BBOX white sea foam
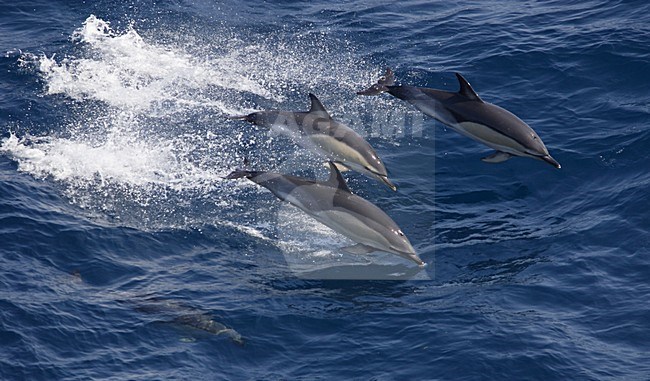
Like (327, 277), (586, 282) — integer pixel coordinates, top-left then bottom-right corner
(38, 15), (276, 112)
(1, 13), (385, 256)
(1, 132), (223, 189)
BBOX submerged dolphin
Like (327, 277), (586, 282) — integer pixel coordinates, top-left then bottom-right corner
(229, 94), (397, 190)
(358, 69), (561, 168)
(227, 162), (424, 266)
(124, 296), (244, 345)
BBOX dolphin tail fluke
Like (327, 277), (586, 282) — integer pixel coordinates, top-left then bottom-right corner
(225, 170), (254, 180)
(225, 154), (258, 179)
(357, 68), (396, 96)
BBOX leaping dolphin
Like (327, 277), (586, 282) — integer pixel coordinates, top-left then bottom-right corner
(227, 162), (424, 267)
(358, 69), (561, 169)
(229, 94), (398, 190)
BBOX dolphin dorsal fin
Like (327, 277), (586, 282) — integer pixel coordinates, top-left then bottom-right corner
(326, 161), (351, 193)
(455, 73), (483, 102)
(308, 93), (331, 118)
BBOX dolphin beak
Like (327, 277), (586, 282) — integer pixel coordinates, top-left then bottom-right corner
(541, 155), (561, 169)
(410, 254), (426, 267)
(380, 175), (398, 191)
(394, 247), (425, 267)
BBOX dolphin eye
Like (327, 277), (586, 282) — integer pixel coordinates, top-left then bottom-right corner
(396, 230), (405, 237)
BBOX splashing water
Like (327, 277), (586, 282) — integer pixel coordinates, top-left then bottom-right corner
(1, 14), (381, 240)
(38, 15), (277, 112)
(1, 14), (419, 272)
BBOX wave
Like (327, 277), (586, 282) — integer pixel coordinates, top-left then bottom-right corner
(1, 14), (394, 267)
(37, 15), (277, 112)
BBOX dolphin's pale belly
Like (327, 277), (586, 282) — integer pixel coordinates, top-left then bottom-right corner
(414, 106), (533, 157)
(452, 121), (529, 156)
(269, 122), (316, 150)
(281, 190), (314, 211)
(413, 104), (529, 155)
(281, 191), (392, 252)
(313, 209), (392, 251)
(269, 122), (374, 170)
(308, 135), (368, 166)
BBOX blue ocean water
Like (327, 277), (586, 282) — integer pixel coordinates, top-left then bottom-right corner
(1, 0), (649, 379)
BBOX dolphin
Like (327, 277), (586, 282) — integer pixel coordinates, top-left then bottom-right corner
(173, 313), (243, 345)
(227, 162), (424, 267)
(124, 296), (244, 345)
(358, 68), (561, 168)
(229, 93), (397, 190)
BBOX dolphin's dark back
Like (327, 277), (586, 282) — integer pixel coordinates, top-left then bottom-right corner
(387, 85), (455, 104)
(228, 169), (318, 202)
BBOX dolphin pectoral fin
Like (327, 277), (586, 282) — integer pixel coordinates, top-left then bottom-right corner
(341, 244), (377, 255)
(323, 161), (351, 172)
(481, 151), (512, 164)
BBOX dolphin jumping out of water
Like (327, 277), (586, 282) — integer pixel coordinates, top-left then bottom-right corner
(227, 162), (424, 267)
(358, 69), (561, 169)
(229, 94), (398, 190)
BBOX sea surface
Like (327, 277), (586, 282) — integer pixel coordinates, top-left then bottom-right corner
(1, 0), (649, 379)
